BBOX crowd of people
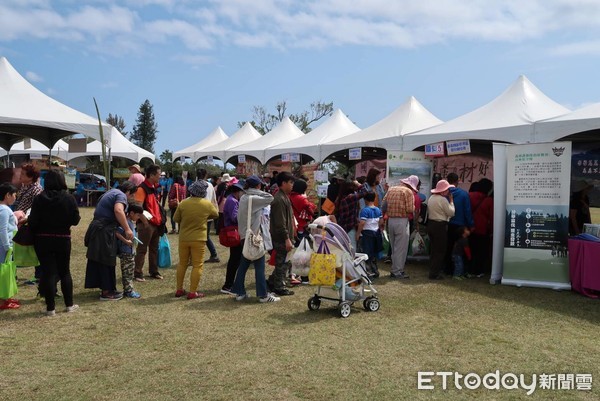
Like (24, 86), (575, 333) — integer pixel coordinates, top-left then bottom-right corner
(0, 161), (497, 314)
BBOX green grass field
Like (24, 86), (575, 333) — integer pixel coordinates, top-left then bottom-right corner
(2, 208), (599, 401)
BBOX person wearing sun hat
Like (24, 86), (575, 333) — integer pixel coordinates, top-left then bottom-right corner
(400, 175), (422, 232)
(173, 180), (219, 300)
(219, 182), (245, 295)
(426, 179), (455, 280)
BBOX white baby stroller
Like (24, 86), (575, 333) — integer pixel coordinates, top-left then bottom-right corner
(307, 222), (380, 318)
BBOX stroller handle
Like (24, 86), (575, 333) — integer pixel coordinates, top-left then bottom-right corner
(307, 223), (335, 237)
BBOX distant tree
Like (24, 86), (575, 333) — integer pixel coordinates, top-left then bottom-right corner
(106, 113), (128, 136)
(130, 99), (158, 153)
(239, 100), (333, 134)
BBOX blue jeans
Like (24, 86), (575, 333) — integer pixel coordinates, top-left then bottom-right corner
(452, 254), (465, 277)
(206, 221), (217, 258)
(232, 252), (268, 298)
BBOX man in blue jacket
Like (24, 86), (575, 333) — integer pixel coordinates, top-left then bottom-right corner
(444, 173), (474, 275)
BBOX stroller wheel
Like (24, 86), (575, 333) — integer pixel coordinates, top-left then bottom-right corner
(307, 296), (321, 311)
(363, 297), (380, 312)
(339, 302), (352, 318)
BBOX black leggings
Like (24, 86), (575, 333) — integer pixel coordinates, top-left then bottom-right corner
(34, 237), (74, 312)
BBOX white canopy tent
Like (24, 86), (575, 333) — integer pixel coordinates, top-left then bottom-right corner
(173, 126), (229, 161)
(194, 122), (262, 162)
(226, 117), (305, 164)
(265, 109), (360, 163)
(534, 102), (600, 143)
(321, 97), (443, 159)
(0, 138), (69, 160)
(68, 127), (155, 163)
(0, 57), (113, 150)
(402, 76), (570, 151)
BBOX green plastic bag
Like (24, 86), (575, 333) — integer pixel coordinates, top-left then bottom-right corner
(0, 248), (18, 299)
(378, 230), (390, 260)
(14, 243), (39, 267)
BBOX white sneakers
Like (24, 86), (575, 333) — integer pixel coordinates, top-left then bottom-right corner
(66, 304), (80, 313)
(259, 293), (281, 303)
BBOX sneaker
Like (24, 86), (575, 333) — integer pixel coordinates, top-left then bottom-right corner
(24, 279), (38, 286)
(134, 276), (146, 282)
(99, 292), (123, 301)
(186, 291), (205, 300)
(220, 286), (235, 295)
(150, 273), (164, 280)
(45, 310), (56, 317)
(124, 291), (141, 299)
(273, 288), (294, 296)
(259, 293), (281, 303)
(0, 300), (20, 309)
(453, 276), (464, 281)
(300, 276), (310, 284)
(390, 272), (410, 279)
(235, 293), (251, 301)
(65, 304), (80, 313)
(175, 289), (187, 298)
(205, 256), (221, 263)
(476, 273), (485, 278)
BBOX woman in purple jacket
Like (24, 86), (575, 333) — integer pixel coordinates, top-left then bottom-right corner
(220, 183), (245, 295)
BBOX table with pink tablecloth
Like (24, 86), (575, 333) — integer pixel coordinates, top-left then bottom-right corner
(568, 238), (600, 298)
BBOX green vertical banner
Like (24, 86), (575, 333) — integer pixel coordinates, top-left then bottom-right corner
(502, 141), (572, 290)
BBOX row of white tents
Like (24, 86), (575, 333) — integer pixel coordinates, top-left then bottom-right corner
(0, 57), (154, 163)
(175, 75), (600, 165)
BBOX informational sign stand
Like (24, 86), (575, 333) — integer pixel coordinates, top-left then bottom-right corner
(237, 155), (246, 164)
(500, 141), (572, 290)
(349, 147), (362, 160)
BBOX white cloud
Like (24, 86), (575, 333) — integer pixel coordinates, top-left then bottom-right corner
(172, 54), (214, 66)
(25, 71), (43, 82)
(2, 0), (600, 56)
(550, 40), (600, 57)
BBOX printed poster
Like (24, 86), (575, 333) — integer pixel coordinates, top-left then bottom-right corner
(432, 155), (493, 191)
(387, 151), (432, 195)
(502, 142), (571, 287)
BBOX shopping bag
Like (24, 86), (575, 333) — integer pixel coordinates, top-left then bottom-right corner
(219, 225), (240, 247)
(158, 234), (172, 268)
(14, 243), (39, 267)
(292, 237), (313, 276)
(309, 240), (337, 286)
(378, 230), (390, 260)
(0, 248), (18, 299)
(409, 230), (427, 256)
(242, 196), (266, 261)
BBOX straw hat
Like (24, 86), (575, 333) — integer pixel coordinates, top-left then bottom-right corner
(221, 173), (234, 182)
(400, 175), (419, 192)
(128, 164), (142, 174)
(431, 179), (454, 194)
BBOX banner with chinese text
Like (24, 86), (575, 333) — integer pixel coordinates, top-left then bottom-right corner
(432, 155), (493, 191)
(502, 142), (571, 288)
(571, 142), (600, 207)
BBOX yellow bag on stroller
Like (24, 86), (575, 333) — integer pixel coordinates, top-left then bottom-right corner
(309, 240), (336, 286)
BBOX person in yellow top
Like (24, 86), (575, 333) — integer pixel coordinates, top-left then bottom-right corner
(173, 180), (218, 300)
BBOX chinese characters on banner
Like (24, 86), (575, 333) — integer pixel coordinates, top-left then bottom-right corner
(571, 143), (600, 207)
(445, 139), (471, 155)
(502, 142), (571, 287)
(236, 159), (259, 176)
(355, 159), (387, 181)
(432, 155), (493, 191)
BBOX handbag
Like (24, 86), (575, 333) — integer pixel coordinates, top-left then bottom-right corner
(408, 230), (428, 256)
(168, 184), (180, 210)
(13, 224), (34, 246)
(0, 248), (18, 299)
(158, 234), (172, 268)
(242, 196), (266, 261)
(322, 198), (335, 215)
(309, 239), (337, 286)
(219, 225), (241, 247)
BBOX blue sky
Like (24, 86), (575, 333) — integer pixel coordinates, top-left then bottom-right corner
(2, 0), (600, 156)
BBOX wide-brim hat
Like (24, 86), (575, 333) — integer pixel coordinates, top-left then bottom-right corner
(571, 180), (593, 193)
(431, 179), (454, 194)
(400, 175), (419, 192)
(222, 173), (233, 182)
(229, 183), (245, 192)
(128, 164), (142, 174)
(230, 177), (239, 185)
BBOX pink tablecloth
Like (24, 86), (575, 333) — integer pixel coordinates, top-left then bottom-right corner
(568, 239), (600, 298)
